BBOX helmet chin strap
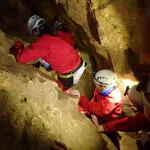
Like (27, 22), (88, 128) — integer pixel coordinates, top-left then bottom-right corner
(98, 86), (114, 96)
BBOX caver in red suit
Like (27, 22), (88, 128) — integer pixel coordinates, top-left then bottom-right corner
(14, 33), (80, 74)
(98, 75), (150, 132)
(102, 113), (149, 132)
(10, 15), (87, 92)
(79, 69), (122, 123)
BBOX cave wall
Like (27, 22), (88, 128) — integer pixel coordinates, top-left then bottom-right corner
(0, 0), (150, 149)
(54, 0), (150, 76)
(0, 64), (106, 150)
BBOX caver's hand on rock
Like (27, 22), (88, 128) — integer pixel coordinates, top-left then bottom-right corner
(9, 41), (24, 54)
(69, 90), (80, 97)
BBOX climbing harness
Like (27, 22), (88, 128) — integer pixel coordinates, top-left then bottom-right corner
(58, 58), (87, 81)
(57, 58), (87, 90)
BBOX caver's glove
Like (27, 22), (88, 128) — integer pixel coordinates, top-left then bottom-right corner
(9, 41), (24, 54)
(53, 20), (63, 30)
(39, 58), (52, 71)
(50, 16), (70, 34)
(32, 62), (41, 69)
(53, 21), (69, 32)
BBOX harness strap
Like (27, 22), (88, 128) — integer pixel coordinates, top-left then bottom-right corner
(58, 73), (73, 78)
(58, 58), (83, 79)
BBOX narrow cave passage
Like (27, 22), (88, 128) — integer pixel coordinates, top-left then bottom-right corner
(0, 0), (150, 150)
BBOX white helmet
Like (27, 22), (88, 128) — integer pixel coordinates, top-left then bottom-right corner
(94, 69), (116, 88)
(27, 15), (46, 34)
